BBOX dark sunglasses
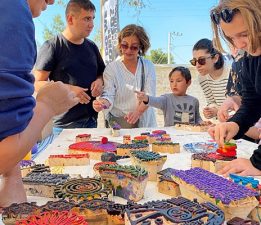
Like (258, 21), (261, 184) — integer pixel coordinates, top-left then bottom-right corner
(120, 43), (140, 52)
(211, 8), (239, 25)
(190, 56), (213, 66)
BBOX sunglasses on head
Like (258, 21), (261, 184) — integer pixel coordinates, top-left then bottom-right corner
(120, 43), (140, 52)
(190, 55), (214, 66)
(211, 8), (239, 25)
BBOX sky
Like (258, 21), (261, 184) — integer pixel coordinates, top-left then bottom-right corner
(34, 0), (220, 64)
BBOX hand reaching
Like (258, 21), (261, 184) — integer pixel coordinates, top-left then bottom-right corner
(218, 158), (261, 177)
(91, 78), (104, 97)
(36, 81), (79, 116)
(135, 90), (148, 103)
(203, 106), (218, 119)
(208, 122), (239, 146)
(93, 98), (111, 112)
(68, 85), (90, 104)
(125, 111), (142, 124)
(217, 97), (240, 122)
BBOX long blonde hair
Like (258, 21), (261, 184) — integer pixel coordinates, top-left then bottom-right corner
(211, 0), (261, 54)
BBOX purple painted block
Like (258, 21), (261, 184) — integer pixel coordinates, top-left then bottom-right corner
(171, 167), (259, 205)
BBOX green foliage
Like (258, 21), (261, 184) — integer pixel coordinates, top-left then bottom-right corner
(119, 0), (149, 18)
(93, 29), (102, 50)
(42, 0), (149, 43)
(56, 0), (67, 7)
(43, 15), (65, 41)
(119, 0), (148, 10)
(147, 48), (174, 64)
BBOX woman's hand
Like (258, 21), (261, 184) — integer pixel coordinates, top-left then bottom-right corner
(208, 122), (239, 146)
(203, 106), (218, 119)
(217, 97), (240, 122)
(125, 111), (142, 124)
(218, 158), (261, 177)
(92, 98), (110, 112)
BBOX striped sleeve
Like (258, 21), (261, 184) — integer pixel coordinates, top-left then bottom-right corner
(198, 64), (231, 107)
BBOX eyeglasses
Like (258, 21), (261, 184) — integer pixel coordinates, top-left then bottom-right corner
(211, 8), (239, 25)
(190, 56), (213, 66)
(120, 43), (140, 52)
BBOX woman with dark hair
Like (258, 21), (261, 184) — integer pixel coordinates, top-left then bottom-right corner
(93, 24), (157, 128)
(190, 38), (231, 119)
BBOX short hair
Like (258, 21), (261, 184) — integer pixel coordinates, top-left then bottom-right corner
(117, 24), (150, 56)
(193, 38), (224, 70)
(169, 66), (191, 83)
(211, 0), (261, 54)
(65, 0), (96, 16)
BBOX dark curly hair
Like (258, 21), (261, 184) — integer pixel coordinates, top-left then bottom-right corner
(193, 38), (224, 70)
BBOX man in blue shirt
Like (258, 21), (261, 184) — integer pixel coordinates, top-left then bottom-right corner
(0, 0), (79, 207)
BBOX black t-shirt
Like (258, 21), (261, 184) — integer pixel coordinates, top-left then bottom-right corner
(228, 54), (261, 137)
(35, 34), (105, 127)
(226, 57), (243, 97)
(226, 54), (261, 171)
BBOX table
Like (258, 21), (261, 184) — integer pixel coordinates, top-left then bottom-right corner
(0, 127), (259, 224)
(34, 127), (259, 202)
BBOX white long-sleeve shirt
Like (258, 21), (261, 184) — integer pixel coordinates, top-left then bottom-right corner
(101, 57), (157, 127)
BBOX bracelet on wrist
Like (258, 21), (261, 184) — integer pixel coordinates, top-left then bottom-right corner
(143, 98), (149, 105)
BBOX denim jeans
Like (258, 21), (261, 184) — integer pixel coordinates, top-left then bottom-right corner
(53, 117), (97, 136)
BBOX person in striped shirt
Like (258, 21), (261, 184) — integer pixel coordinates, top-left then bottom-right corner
(190, 38), (231, 119)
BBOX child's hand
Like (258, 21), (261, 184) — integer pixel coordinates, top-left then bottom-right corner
(203, 106), (218, 119)
(92, 98), (110, 112)
(135, 91), (148, 103)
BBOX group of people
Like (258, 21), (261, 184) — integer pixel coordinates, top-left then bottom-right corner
(0, 0), (260, 208)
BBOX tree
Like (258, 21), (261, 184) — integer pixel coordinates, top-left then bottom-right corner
(147, 48), (174, 64)
(43, 15), (65, 41)
(93, 28), (102, 50)
(43, 0), (149, 41)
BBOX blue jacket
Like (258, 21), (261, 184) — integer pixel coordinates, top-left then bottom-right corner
(0, 0), (36, 140)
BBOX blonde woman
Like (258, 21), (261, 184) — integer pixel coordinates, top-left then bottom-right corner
(93, 24), (157, 128)
(208, 0), (261, 176)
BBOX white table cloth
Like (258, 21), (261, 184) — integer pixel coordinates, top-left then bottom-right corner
(0, 127), (259, 224)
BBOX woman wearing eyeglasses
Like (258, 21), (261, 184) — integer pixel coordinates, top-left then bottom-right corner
(93, 24), (157, 128)
(208, 0), (261, 176)
(191, 38), (231, 120)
